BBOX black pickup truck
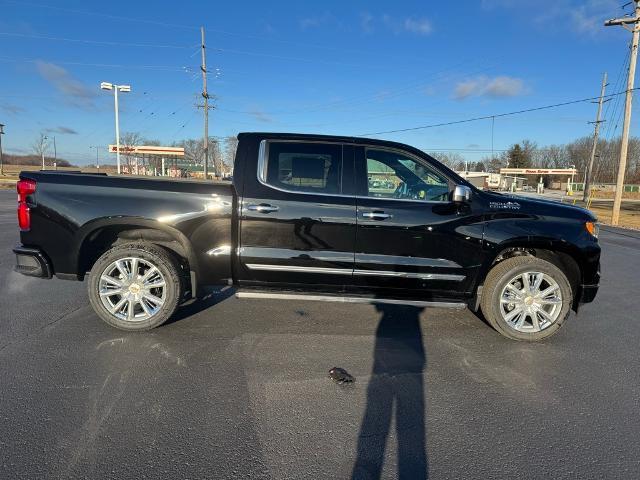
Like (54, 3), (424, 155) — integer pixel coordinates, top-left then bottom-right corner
(13, 132), (600, 341)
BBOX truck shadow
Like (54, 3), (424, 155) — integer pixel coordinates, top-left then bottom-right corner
(166, 286), (235, 325)
(352, 304), (428, 480)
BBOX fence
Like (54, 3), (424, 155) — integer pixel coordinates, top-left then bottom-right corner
(569, 183), (640, 192)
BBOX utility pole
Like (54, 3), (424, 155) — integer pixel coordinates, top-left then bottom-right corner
(53, 136), (57, 169)
(605, 1), (640, 225)
(200, 26), (210, 180)
(584, 72), (608, 202)
(90, 146), (100, 169)
(0, 124), (4, 176)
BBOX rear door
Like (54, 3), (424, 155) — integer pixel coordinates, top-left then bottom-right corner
(237, 139), (356, 289)
(353, 146), (485, 299)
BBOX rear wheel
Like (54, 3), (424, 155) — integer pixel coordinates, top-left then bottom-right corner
(480, 256), (573, 341)
(88, 243), (183, 331)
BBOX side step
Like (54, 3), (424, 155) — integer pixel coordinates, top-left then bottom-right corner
(235, 291), (467, 309)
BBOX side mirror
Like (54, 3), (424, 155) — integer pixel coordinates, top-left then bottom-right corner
(453, 185), (472, 203)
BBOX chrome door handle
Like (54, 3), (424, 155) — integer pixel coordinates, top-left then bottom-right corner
(246, 203), (279, 213)
(362, 211), (392, 220)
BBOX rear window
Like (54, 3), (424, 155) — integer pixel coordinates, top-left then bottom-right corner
(264, 142), (343, 195)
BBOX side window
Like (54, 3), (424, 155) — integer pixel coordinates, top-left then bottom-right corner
(264, 142), (342, 194)
(365, 149), (449, 202)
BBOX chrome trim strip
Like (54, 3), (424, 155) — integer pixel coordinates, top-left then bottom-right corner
(241, 247), (354, 263)
(236, 291), (467, 309)
(355, 253), (461, 268)
(354, 269), (465, 281)
(245, 264), (353, 275)
(258, 139), (268, 183)
(244, 263), (464, 281)
(355, 195), (449, 205)
(256, 139), (454, 203)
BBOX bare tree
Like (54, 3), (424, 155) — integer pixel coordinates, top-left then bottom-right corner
(429, 152), (465, 169)
(222, 136), (239, 173)
(209, 137), (224, 176)
(118, 131), (144, 170)
(181, 139), (204, 166)
(482, 155), (507, 173)
(31, 133), (49, 165)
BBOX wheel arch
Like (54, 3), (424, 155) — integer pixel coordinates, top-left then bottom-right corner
(473, 238), (584, 312)
(75, 218), (200, 296)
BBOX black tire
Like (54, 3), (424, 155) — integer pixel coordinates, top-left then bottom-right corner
(480, 256), (573, 341)
(88, 242), (183, 331)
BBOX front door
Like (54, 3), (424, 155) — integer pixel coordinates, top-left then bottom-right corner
(353, 146), (485, 300)
(238, 140), (356, 289)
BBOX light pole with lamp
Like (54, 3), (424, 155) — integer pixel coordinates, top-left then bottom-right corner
(100, 82), (131, 174)
(42, 135), (48, 169)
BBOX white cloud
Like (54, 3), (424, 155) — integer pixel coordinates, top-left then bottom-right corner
(373, 14), (434, 35)
(249, 110), (273, 123)
(35, 61), (97, 109)
(1, 103), (24, 114)
(403, 17), (433, 35)
(454, 75), (527, 100)
(483, 0), (619, 36)
(299, 13), (332, 30)
(360, 12), (374, 34)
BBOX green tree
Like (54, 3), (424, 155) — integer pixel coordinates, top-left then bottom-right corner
(507, 143), (530, 168)
(473, 161), (487, 172)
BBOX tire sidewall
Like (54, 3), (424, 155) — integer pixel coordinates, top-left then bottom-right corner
(485, 258), (573, 341)
(88, 244), (181, 331)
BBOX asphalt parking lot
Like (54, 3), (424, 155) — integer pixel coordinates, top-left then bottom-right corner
(1, 188), (640, 479)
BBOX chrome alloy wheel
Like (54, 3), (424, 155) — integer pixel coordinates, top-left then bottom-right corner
(499, 271), (563, 333)
(98, 257), (166, 322)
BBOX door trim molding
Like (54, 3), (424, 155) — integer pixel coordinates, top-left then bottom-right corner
(245, 264), (353, 275)
(236, 291), (467, 309)
(354, 269), (465, 281)
(245, 263), (464, 281)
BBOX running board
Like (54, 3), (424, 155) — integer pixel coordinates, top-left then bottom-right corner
(235, 291), (467, 309)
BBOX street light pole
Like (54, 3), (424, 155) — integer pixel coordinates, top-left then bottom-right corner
(100, 82), (131, 175)
(114, 86), (121, 173)
(42, 135), (48, 170)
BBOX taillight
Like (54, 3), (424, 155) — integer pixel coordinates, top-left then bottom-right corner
(17, 179), (36, 231)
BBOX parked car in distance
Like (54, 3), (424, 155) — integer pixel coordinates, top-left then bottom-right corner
(14, 132), (600, 341)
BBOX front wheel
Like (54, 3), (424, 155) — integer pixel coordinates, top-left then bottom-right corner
(88, 243), (183, 331)
(480, 256), (573, 341)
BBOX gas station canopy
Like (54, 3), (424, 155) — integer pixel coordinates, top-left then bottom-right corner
(500, 168), (577, 175)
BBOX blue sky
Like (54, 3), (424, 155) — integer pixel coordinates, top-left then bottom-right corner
(0, 0), (637, 164)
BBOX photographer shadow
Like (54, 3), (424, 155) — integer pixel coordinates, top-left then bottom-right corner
(352, 304), (428, 480)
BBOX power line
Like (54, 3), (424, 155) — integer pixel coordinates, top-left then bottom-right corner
(0, 1), (420, 58)
(0, 1), (197, 30)
(594, 46), (630, 182)
(215, 55), (505, 116)
(0, 56), (186, 71)
(359, 89), (640, 137)
(0, 32), (195, 49)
